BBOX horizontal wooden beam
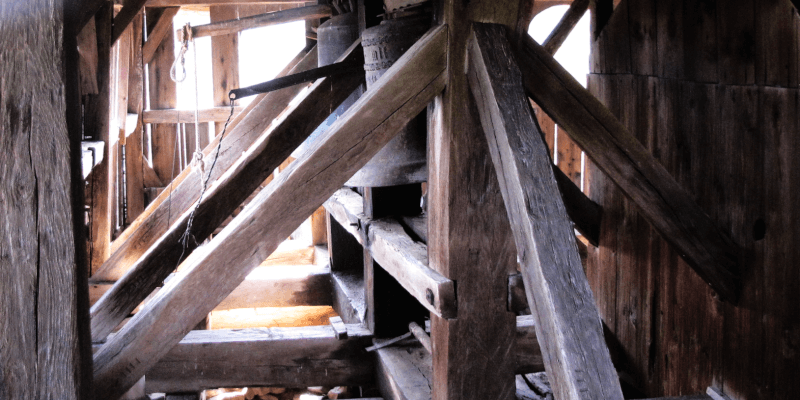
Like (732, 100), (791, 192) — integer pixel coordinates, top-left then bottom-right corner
(324, 189), (457, 319)
(512, 26), (741, 302)
(142, 106), (243, 123)
(142, 7), (180, 65)
(468, 23), (623, 400)
(92, 47), (316, 283)
(190, 4), (331, 38)
(92, 25), (447, 399)
(89, 45), (358, 341)
(214, 264), (332, 310)
(146, 0), (306, 5)
(144, 324), (374, 393)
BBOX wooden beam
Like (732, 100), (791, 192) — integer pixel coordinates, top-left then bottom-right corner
(126, 13), (147, 222)
(92, 25), (446, 399)
(144, 325), (374, 393)
(142, 7), (180, 66)
(512, 29), (741, 302)
(190, 5), (331, 38)
(467, 23), (623, 400)
(541, 0), (589, 55)
(90, 45), (359, 341)
(210, 5), (239, 134)
(213, 264), (332, 310)
(147, 0), (306, 5)
(324, 189), (457, 319)
(1, 0), (93, 396)
(375, 340), (433, 400)
(553, 165), (601, 246)
(92, 47), (316, 283)
(112, 0), (148, 43)
(142, 107), (244, 123)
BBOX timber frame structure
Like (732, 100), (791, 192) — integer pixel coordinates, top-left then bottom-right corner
(2, 0), (799, 399)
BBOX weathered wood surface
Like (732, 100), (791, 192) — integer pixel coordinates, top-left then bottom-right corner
(142, 7), (180, 66)
(513, 32), (741, 303)
(553, 164), (601, 246)
(375, 340), (433, 400)
(147, 0), (307, 5)
(90, 45), (361, 341)
(468, 23), (623, 400)
(111, 0), (148, 43)
(0, 0), (92, 397)
(191, 4), (331, 38)
(409, 322), (432, 354)
(142, 107), (244, 123)
(214, 264), (332, 310)
(324, 188), (456, 319)
(144, 325), (374, 393)
(210, 5), (240, 134)
(92, 25), (447, 399)
(542, 0), (589, 54)
(125, 13), (146, 222)
(93, 47), (316, 282)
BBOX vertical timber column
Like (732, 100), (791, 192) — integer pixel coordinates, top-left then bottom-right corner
(427, 0), (524, 399)
(0, 0), (93, 398)
(148, 7), (178, 184)
(126, 12), (147, 222)
(210, 5), (240, 135)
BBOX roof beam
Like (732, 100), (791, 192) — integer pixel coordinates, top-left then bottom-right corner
(89, 45), (358, 341)
(468, 22), (624, 400)
(92, 25), (447, 399)
(513, 25), (742, 303)
(142, 7), (180, 65)
(541, 0), (589, 55)
(188, 4), (331, 38)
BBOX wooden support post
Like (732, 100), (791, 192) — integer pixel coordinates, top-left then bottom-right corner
(94, 47), (316, 282)
(143, 325), (373, 393)
(210, 5), (240, 135)
(147, 7), (179, 186)
(467, 23), (624, 400)
(513, 32), (741, 302)
(112, 0), (148, 43)
(90, 45), (362, 341)
(191, 5), (332, 38)
(426, 1), (523, 398)
(142, 107), (244, 124)
(92, 26), (446, 399)
(126, 12), (146, 223)
(142, 7), (180, 65)
(0, 0), (93, 397)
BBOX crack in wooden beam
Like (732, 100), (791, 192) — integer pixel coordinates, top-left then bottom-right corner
(468, 22), (624, 400)
(92, 25), (447, 399)
(511, 24), (741, 303)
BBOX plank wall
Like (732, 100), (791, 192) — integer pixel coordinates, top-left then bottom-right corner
(586, 1), (800, 398)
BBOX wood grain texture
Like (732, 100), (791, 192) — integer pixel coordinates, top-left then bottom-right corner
(112, 0), (148, 43)
(542, 0), (589, 55)
(468, 23), (623, 400)
(513, 33), (741, 303)
(90, 45), (361, 341)
(192, 4), (331, 38)
(92, 25), (446, 399)
(142, 107), (244, 123)
(375, 341), (434, 400)
(147, 10), (179, 185)
(144, 325), (374, 393)
(147, 0), (307, 5)
(93, 47), (316, 282)
(0, 0), (92, 397)
(210, 5), (240, 134)
(142, 7), (179, 66)
(126, 12), (146, 222)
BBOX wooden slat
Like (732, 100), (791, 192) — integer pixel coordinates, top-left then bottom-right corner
(468, 23), (623, 400)
(210, 5), (240, 134)
(375, 341), (433, 400)
(512, 32), (742, 303)
(324, 188), (457, 319)
(142, 107), (244, 123)
(126, 13), (146, 222)
(191, 5), (331, 38)
(112, 0), (148, 43)
(213, 264), (332, 310)
(144, 325), (374, 393)
(147, 0), (307, 5)
(542, 0), (589, 55)
(142, 7), (180, 66)
(92, 25), (447, 399)
(93, 47), (316, 282)
(0, 0), (92, 397)
(90, 45), (360, 341)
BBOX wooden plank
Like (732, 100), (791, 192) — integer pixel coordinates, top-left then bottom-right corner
(213, 264), (332, 310)
(144, 325), (374, 393)
(330, 316), (348, 339)
(94, 47), (316, 282)
(626, 0), (656, 77)
(126, 13), (146, 222)
(716, 0), (755, 85)
(147, 8), (179, 184)
(210, 5), (240, 134)
(147, 0), (307, 5)
(77, 16), (100, 95)
(142, 7), (180, 66)
(92, 25), (447, 399)
(90, 45), (361, 340)
(112, 0), (148, 43)
(325, 188), (457, 319)
(682, 0), (718, 83)
(553, 165), (602, 246)
(468, 23), (623, 400)
(142, 107), (244, 123)
(375, 341), (433, 400)
(0, 0), (92, 397)
(755, 0), (798, 87)
(542, 0), (589, 55)
(513, 33), (741, 303)
(191, 5), (331, 38)
(207, 305), (338, 330)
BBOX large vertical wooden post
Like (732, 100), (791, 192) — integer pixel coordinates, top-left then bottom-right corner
(0, 0), (93, 397)
(210, 5), (240, 135)
(426, 0), (525, 398)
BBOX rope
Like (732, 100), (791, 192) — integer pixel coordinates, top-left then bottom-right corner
(190, 38), (204, 175)
(170, 24), (191, 83)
